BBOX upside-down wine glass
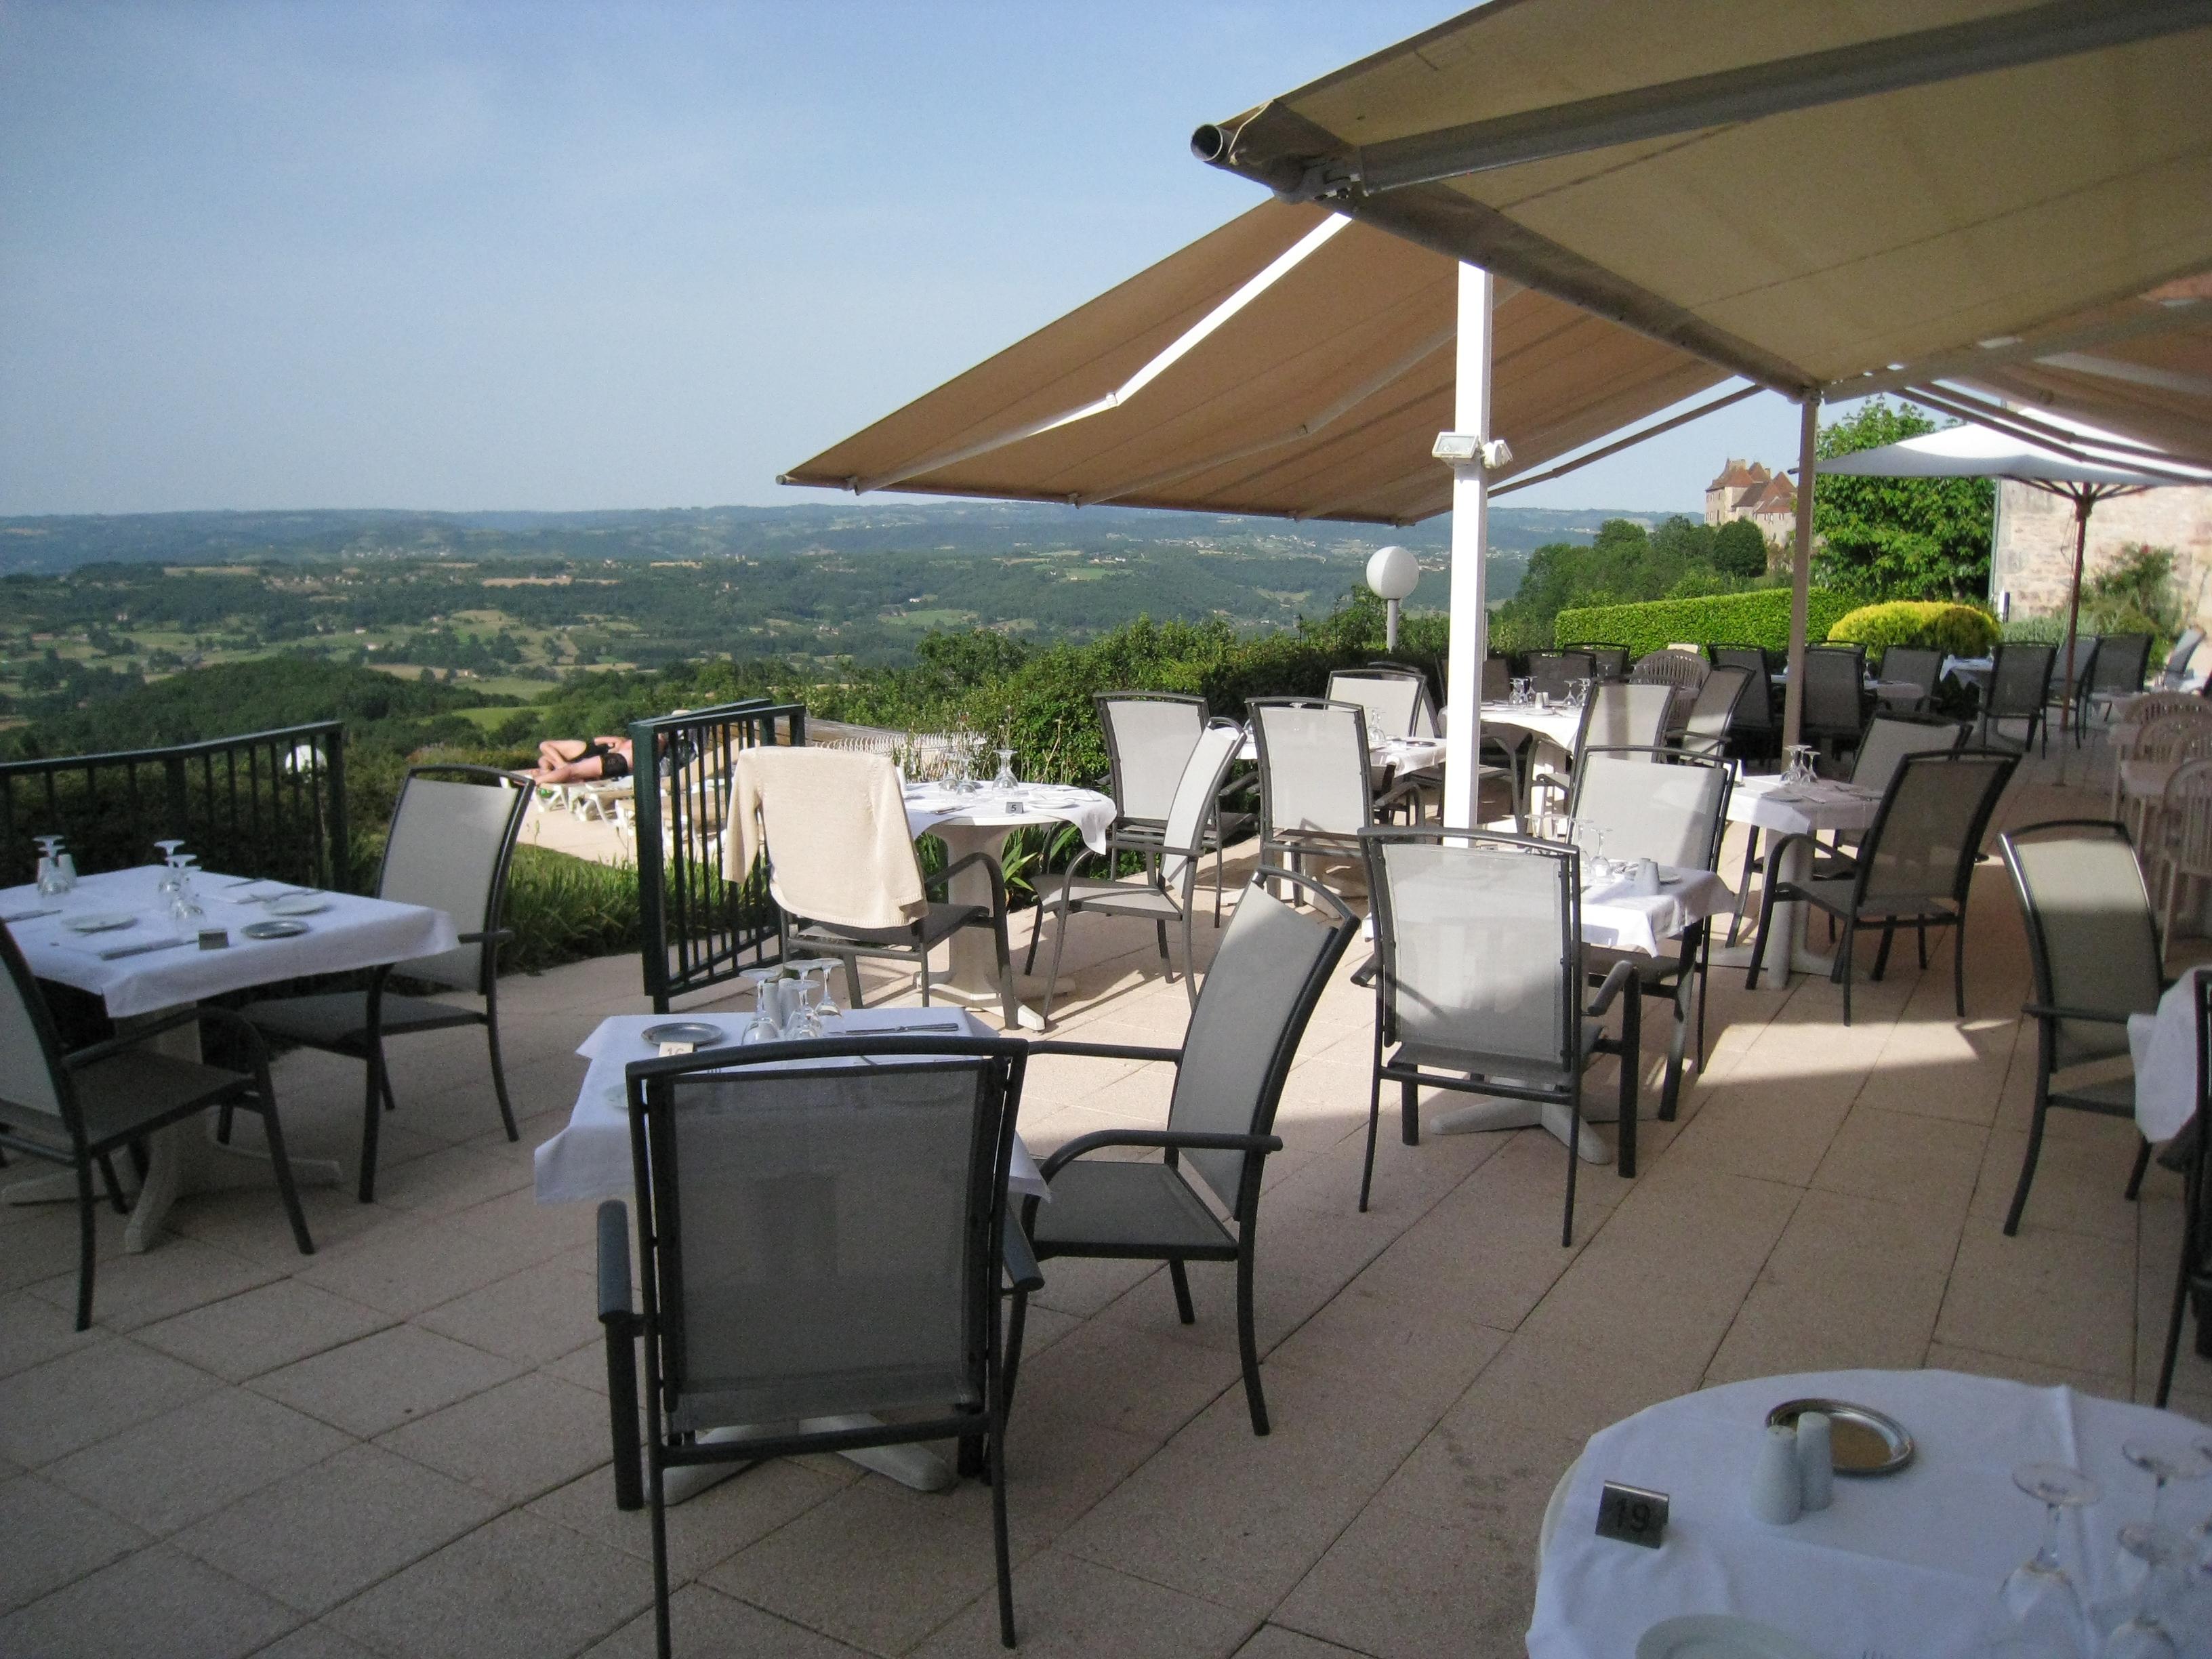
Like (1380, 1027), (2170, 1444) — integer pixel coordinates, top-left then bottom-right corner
(2001, 1462), (2101, 1658)
(2099, 1524), (2188, 1658)
(2123, 1440), (2212, 1536)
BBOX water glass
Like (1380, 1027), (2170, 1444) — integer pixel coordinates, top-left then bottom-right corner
(993, 747), (1018, 791)
(2001, 1462), (2100, 1657)
(34, 835), (63, 899)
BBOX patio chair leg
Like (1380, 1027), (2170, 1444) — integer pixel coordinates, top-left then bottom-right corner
(991, 912), (1019, 1032)
(1839, 920), (1855, 1025)
(74, 1159), (97, 1331)
(1917, 918), (1928, 969)
(484, 999), (518, 1143)
(2156, 1228), (2194, 1409)
(1235, 1246), (1269, 1435)
(379, 1067), (398, 1115)
(648, 1451), (672, 1659)
(2005, 1092), (2049, 1235)
(1166, 1258), (1195, 1324)
(1952, 915), (1968, 1018)
(255, 1099), (316, 1257)
(1401, 1078), (1420, 1146)
(2125, 1136), (2153, 1201)
(990, 1391), (1016, 1646)
(1693, 924), (1713, 1077)
(358, 1046), (386, 1204)
(1042, 895), (1073, 1026)
(1002, 1288), (1029, 1410)
(919, 956), (931, 1007)
(839, 954), (866, 1010)
(1745, 879), (1781, 990)
(1359, 1067), (1383, 1213)
(1179, 907), (1198, 1010)
(216, 1103), (234, 1143)
(1660, 975), (1691, 1122)
(1562, 1086), (1580, 1249)
(1023, 903), (1044, 974)
(1154, 918), (1170, 964)
(96, 1152), (129, 1215)
(1617, 983), (1640, 1180)
(1872, 922), (1894, 982)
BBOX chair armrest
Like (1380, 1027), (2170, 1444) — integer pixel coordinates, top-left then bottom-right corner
(1583, 958), (1638, 1017)
(1040, 1128), (1282, 1181)
(596, 1200), (635, 1328)
(1001, 1215), (1044, 1295)
(63, 1003), (270, 1072)
(1374, 778), (1427, 813)
(457, 928), (516, 947)
(928, 849), (1008, 912)
(2022, 1002), (2135, 1025)
(1025, 1039), (1183, 1065)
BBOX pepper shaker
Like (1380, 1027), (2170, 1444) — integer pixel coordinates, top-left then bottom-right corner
(1748, 1422), (1803, 1525)
(1795, 1412), (1833, 1511)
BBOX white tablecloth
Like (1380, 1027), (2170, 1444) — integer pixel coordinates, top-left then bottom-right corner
(1528, 1368), (2209, 1659)
(1359, 865), (1727, 960)
(1, 866), (457, 1019)
(1944, 654), (1996, 687)
(1726, 775), (1883, 838)
(533, 1006), (1049, 1205)
(902, 783), (1115, 856)
(2127, 966), (2207, 1142)
(1477, 701), (1586, 751)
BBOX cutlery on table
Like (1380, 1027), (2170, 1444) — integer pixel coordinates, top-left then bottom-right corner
(1, 907), (60, 922)
(98, 937), (191, 961)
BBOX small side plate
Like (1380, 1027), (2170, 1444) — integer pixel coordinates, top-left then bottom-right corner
(1765, 1397), (1914, 1475)
(64, 912), (136, 934)
(241, 918), (310, 940)
(266, 895), (331, 917)
(1637, 1614), (1825, 1658)
(641, 1021), (727, 1048)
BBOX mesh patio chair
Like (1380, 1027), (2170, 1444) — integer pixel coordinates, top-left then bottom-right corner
(1747, 749), (2018, 1025)
(1677, 665), (1750, 760)
(1343, 665), (1438, 738)
(1480, 656), (1511, 703)
(1570, 747), (1732, 1125)
(1801, 644), (1868, 759)
(1973, 641), (2057, 754)
(1709, 645), (1779, 762)
(2155, 971), (2211, 1408)
(1565, 644), (1630, 682)
(1025, 722), (1244, 1020)
(2041, 634), (2100, 753)
(1357, 827), (1641, 1244)
(1004, 869), (1357, 1435)
(1526, 682), (1674, 813)
(243, 764), (529, 1204)
(0, 926), (312, 1328)
(1877, 647), (1943, 713)
(1094, 692), (1206, 841)
(2148, 758), (2212, 952)
(2074, 632), (2150, 743)
(1997, 820), (2164, 1236)
(605, 1035), (1036, 1653)
(1528, 651), (1595, 701)
(1250, 699), (1420, 899)
(2156, 626), (2205, 689)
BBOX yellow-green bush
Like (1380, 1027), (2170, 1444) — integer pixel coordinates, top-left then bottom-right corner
(1551, 588), (1856, 659)
(1826, 600), (1999, 664)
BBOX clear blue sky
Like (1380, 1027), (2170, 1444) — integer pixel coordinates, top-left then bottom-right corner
(0, 1), (1804, 518)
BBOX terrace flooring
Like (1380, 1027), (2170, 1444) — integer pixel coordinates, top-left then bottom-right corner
(1, 743), (2205, 1658)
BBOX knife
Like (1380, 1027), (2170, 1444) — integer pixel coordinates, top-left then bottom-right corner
(99, 937), (191, 961)
(1, 907), (60, 923)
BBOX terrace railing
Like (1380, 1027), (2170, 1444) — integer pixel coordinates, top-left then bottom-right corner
(629, 698), (806, 1011)
(0, 721), (348, 891)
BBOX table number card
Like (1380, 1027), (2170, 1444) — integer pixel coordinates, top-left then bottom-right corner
(1595, 1480), (1668, 1548)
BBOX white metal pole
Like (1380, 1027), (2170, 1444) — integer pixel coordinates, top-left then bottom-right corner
(1781, 391), (1818, 750)
(1443, 262), (1493, 827)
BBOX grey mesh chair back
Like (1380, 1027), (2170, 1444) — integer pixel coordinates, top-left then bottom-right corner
(1849, 714), (1966, 800)
(1630, 649), (1708, 691)
(2001, 821), (2165, 1067)
(1480, 657), (1510, 702)
(2051, 635), (2100, 695)
(1097, 693), (1206, 826)
(1570, 748), (1730, 870)
(0, 930), (65, 1126)
(1157, 722), (1246, 891)
(1573, 645), (1631, 681)
(1855, 750), (2015, 914)
(1365, 661), (1441, 737)
(1528, 651), (1594, 700)
(1879, 647), (1943, 710)
(2158, 626), (2204, 688)
(1712, 647), (1776, 733)
(1681, 665), (1750, 751)
(1166, 879), (1357, 1210)
(2089, 632), (2150, 695)
(377, 766), (531, 992)
(1986, 642), (2057, 722)
(1801, 646), (1865, 735)
(1251, 699), (1372, 838)
(1326, 669), (1424, 741)
(1579, 682), (1673, 756)
(1366, 832), (1577, 1080)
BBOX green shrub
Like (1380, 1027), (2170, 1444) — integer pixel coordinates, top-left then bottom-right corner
(1551, 588), (1856, 659)
(497, 844), (643, 975)
(1826, 600), (1999, 663)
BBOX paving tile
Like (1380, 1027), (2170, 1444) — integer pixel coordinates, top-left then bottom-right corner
(1971, 1122), (2147, 1243)
(1934, 1225), (2138, 1378)
(0, 1338), (221, 1467)
(912, 1547), (1252, 1658)
(442, 1183), (598, 1261)
(134, 1279), (392, 1382)
(26, 1233), (284, 1334)
(0, 1473), (148, 1614)
(0, 1544), (299, 1659)
(169, 1184), (401, 1267)
(1921, 1343), (2131, 1400)
(1269, 1288), (1507, 1414)
(581, 1582), (869, 1658)
(1010, 1315), (1244, 1443)
(0, 1286), (104, 1380)
(172, 1443), (501, 1617)
(377, 1371), (609, 1504)
(1231, 1629), (1373, 1659)
(529, 1456), (852, 1583)
(1809, 1104), (1988, 1223)
(1272, 1497), (1531, 1659)
(413, 1251), (598, 1365)
(249, 1324), (522, 1439)
(327, 1510), (651, 1659)
(292, 1214), (556, 1317)
(45, 1386), (350, 1536)
(248, 1623), (384, 1659)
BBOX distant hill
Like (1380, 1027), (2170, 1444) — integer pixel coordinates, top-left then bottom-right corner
(0, 501), (1656, 575)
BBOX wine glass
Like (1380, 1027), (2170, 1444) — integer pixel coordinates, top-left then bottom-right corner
(739, 966), (784, 1044)
(2100, 1524), (2187, 1658)
(797, 958), (844, 1026)
(153, 838), (185, 869)
(993, 746), (1017, 791)
(2122, 1440), (2212, 1534)
(167, 855), (205, 924)
(2001, 1462), (2102, 1656)
(34, 835), (63, 898)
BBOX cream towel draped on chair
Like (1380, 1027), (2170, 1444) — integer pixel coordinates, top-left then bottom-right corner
(726, 747), (928, 932)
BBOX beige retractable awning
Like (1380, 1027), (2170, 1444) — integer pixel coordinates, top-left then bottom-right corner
(780, 200), (1727, 526)
(1194, 0), (2212, 409)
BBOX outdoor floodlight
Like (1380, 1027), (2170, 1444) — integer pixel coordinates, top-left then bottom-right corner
(1431, 433), (1514, 473)
(1366, 544), (1419, 649)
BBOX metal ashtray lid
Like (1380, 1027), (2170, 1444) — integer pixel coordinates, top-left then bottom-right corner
(1765, 1397), (1914, 1475)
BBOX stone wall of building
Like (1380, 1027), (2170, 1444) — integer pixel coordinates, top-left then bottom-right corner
(1989, 479), (2212, 627)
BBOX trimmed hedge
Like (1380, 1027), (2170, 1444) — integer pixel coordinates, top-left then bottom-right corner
(1826, 600), (1999, 664)
(1553, 588), (1856, 658)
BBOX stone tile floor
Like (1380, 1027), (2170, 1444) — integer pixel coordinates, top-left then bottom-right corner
(1, 745), (2206, 1658)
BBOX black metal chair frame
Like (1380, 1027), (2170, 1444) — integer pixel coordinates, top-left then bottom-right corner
(2156, 626), (2205, 691)
(1975, 641), (2057, 755)
(241, 763), (529, 1203)
(1357, 825), (1641, 1245)
(1708, 644), (1780, 764)
(607, 1035), (1039, 1654)
(2156, 971), (2211, 1406)
(1800, 643), (1869, 758)
(0, 927), (313, 1328)
(2073, 632), (2151, 747)
(1094, 690), (1250, 923)
(1997, 819), (2163, 1237)
(780, 850), (1020, 1029)
(1747, 748), (2018, 1025)
(1558, 644), (1631, 682)
(1249, 698), (1423, 895)
(1004, 867), (1357, 1437)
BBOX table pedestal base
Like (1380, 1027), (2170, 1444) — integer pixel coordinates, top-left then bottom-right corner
(927, 975), (1057, 1033)
(1429, 1097), (1614, 1165)
(660, 1417), (954, 1504)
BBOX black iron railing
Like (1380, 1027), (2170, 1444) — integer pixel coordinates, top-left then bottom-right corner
(630, 699), (806, 1011)
(0, 722), (349, 891)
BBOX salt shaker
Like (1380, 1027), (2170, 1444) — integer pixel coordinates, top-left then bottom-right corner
(1748, 1422), (1803, 1525)
(1795, 1412), (1833, 1511)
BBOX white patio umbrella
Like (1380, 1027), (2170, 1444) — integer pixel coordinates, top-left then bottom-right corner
(1816, 417), (2212, 735)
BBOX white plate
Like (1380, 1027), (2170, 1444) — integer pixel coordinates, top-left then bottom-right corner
(63, 912), (136, 934)
(1636, 1614), (1828, 1659)
(241, 918), (310, 940)
(267, 895), (331, 917)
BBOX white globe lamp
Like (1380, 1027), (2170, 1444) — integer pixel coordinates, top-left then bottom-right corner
(1365, 544), (1419, 649)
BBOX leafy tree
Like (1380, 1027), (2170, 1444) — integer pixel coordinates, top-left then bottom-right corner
(1713, 517), (1769, 578)
(1812, 398), (1994, 600)
(2081, 542), (2184, 648)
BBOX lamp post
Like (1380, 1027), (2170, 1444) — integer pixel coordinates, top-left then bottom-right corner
(1366, 544), (1419, 651)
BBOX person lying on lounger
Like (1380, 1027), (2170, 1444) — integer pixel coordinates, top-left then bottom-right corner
(529, 735), (634, 785)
